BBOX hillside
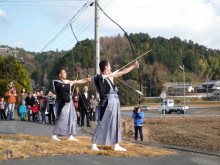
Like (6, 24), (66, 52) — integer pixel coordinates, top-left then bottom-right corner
(1, 33), (220, 101)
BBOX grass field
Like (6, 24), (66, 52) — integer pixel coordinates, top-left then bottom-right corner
(194, 109), (220, 115)
(121, 116), (220, 152)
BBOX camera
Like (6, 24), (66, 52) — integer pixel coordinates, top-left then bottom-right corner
(133, 107), (140, 113)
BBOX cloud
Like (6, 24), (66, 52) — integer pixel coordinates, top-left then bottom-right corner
(14, 41), (22, 47)
(0, 9), (6, 18)
(33, 0), (220, 50)
(98, 0), (220, 49)
(0, 9), (9, 25)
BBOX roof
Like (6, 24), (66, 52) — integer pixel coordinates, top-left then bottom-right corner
(203, 80), (220, 86)
(212, 90), (220, 93)
(174, 85), (193, 89)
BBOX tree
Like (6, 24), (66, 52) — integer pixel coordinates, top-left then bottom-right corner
(150, 65), (164, 96)
(0, 55), (32, 92)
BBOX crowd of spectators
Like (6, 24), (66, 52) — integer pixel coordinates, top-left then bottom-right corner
(1, 81), (98, 127)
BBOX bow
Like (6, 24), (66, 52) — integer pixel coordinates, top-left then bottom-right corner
(113, 50), (151, 74)
(70, 24), (90, 83)
(97, 3), (143, 105)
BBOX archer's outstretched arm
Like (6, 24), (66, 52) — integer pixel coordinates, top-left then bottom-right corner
(104, 61), (139, 79)
(68, 78), (91, 85)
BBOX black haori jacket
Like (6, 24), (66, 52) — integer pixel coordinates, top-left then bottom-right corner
(53, 80), (71, 117)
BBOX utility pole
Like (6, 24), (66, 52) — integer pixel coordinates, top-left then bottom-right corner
(95, 0), (100, 98)
(183, 65), (185, 114)
(207, 78), (209, 97)
(179, 65), (185, 114)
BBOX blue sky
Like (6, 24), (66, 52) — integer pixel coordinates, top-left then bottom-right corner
(0, 0), (220, 52)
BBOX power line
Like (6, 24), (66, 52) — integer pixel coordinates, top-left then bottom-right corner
(59, 0), (112, 51)
(0, 0), (87, 2)
(40, 1), (90, 52)
(0, 4), (82, 7)
(28, 3), (81, 50)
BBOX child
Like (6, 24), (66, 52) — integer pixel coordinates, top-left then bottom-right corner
(0, 97), (7, 120)
(7, 81), (16, 95)
(19, 101), (27, 121)
(132, 106), (144, 141)
(30, 104), (38, 122)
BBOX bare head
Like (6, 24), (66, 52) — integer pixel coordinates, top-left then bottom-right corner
(11, 87), (14, 92)
(83, 86), (88, 92)
(1, 97), (4, 102)
(99, 60), (111, 74)
(57, 69), (67, 80)
(21, 88), (25, 93)
(36, 91), (40, 96)
(91, 94), (95, 99)
(75, 86), (79, 93)
(28, 93), (32, 98)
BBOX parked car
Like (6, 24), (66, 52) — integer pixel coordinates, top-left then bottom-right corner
(141, 105), (150, 111)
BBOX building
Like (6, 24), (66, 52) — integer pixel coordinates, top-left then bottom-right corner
(0, 47), (24, 63)
(197, 80), (220, 93)
(211, 90), (220, 101)
(173, 85), (194, 93)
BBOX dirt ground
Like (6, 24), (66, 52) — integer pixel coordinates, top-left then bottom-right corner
(121, 116), (220, 152)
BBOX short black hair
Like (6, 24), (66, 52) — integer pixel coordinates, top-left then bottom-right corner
(57, 69), (64, 77)
(99, 60), (109, 72)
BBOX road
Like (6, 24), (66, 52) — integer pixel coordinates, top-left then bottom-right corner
(121, 107), (220, 118)
(1, 152), (220, 165)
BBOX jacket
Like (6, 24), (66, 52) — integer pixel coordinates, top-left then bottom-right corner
(31, 106), (38, 113)
(78, 92), (90, 112)
(0, 101), (7, 109)
(132, 111), (144, 126)
(25, 96), (35, 107)
(5, 91), (17, 103)
(19, 105), (27, 113)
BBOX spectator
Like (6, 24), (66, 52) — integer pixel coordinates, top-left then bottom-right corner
(5, 87), (17, 120)
(30, 104), (38, 122)
(0, 97), (7, 120)
(35, 91), (41, 121)
(39, 90), (46, 123)
(78, 86), (91, 127)
(19, 88), (27, 105)
(7, 81), (16, 95)
(19, 101), (27, 121)
(19, 88), (27, 117)
(89, 94), (97, 121)
(32, 91), (37, 101)
(132, 106), (144, 141)
(73, 87), (80, 125)
(25, 93), (36, 121)
(47, 91), (56, 124)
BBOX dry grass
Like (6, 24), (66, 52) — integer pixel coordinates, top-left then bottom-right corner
(122, 116), (220, 152)
(0, 134), (176, 161)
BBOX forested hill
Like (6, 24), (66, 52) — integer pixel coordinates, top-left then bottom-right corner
(1, 33), (220, 98)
